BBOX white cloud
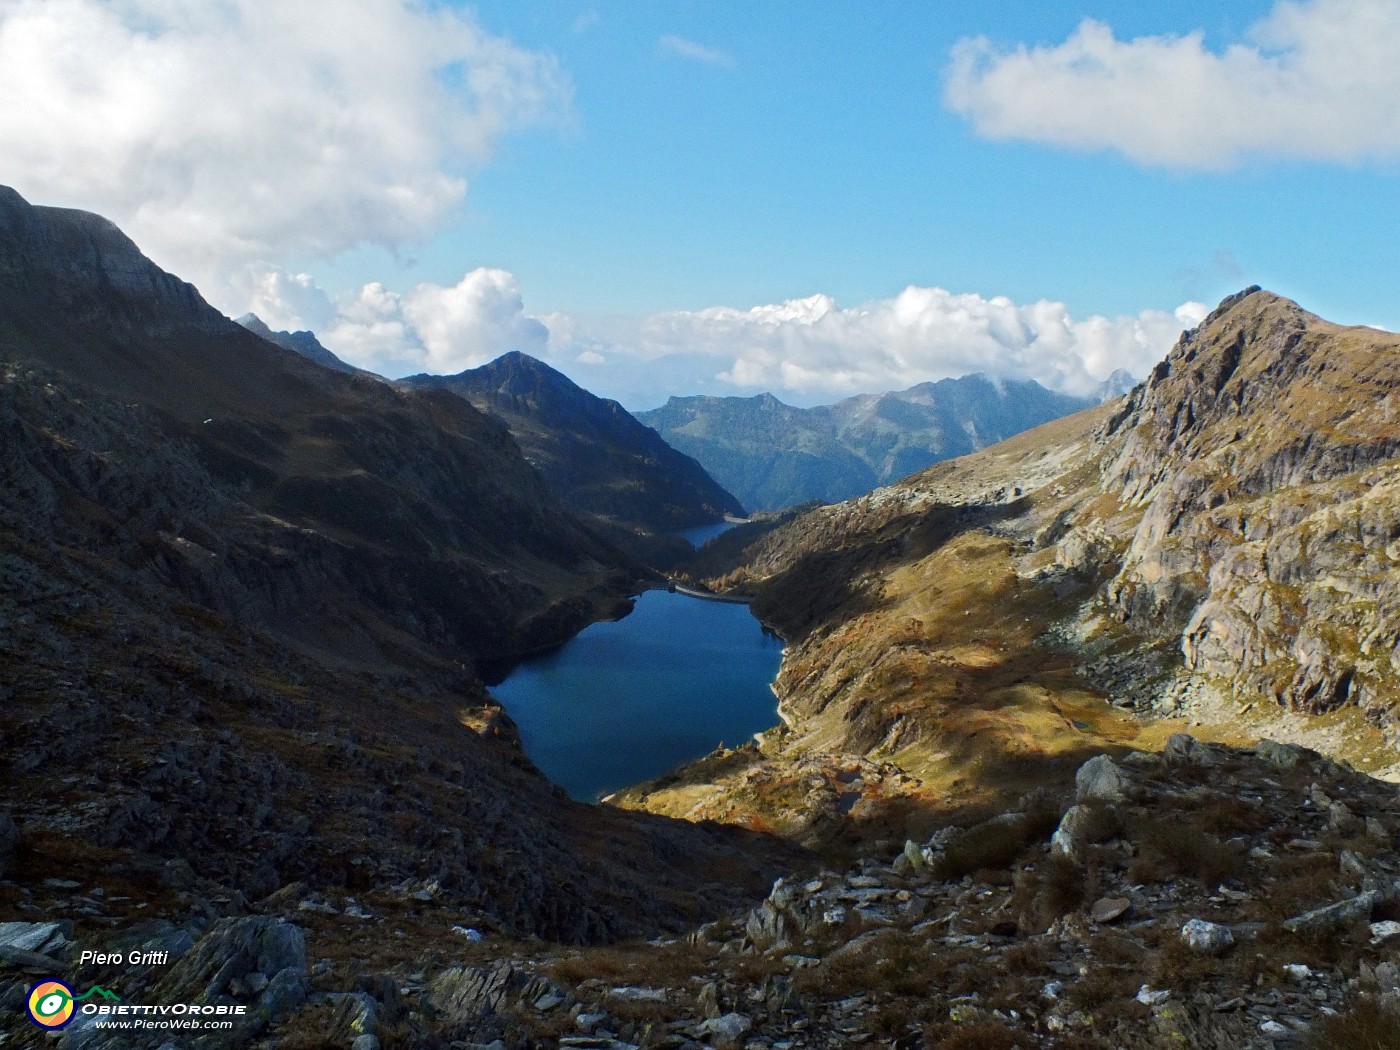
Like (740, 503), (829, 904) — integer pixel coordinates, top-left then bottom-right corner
(246, 265), (548, 377)
(235, 266), (338, 332)
(551, 287), (1207, 401)
(245, 264), (1203, 403)
(0, 0), (569, 299)
(323, 282), (420, 376)
(945, 0), (1400, 168)
(403, 269), (548, 373)
(657, 34), (734, 67)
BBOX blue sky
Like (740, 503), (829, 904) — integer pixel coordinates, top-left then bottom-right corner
(403, 1), (1280, 314)
(1, 0), (1396, 406)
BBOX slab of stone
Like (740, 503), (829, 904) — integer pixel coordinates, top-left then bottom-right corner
(1090, 897), (1132, 924)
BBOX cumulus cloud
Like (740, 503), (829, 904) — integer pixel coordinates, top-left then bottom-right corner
(550, 287), (1207, 402)
(0, 0), (569, 298)
(945, 0), (1400, 168)
(237, 267), (339, 333)
(403, 270), (548, 373)
(657, 34), (734, 67)
(245, 265), (548, 377)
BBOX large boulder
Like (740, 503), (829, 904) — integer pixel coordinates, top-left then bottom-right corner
(1075, 755), (1128, 802)
(147, 916), (308, 1043)
(0, 920), (69, 968)
(1254, 739), (1317, 768)
(426, 961), (565, 1026)
(1050, 805), (1105, 861)
(1181, 919), (1234, 955)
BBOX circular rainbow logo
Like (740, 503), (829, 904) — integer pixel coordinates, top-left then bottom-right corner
(27, 980), (76, 1029)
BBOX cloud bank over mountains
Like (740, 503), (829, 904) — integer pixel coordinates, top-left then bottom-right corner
(249, 265), (1205, 406)
(621, 289), (1203, 400)
(946, 0), (1400, 168)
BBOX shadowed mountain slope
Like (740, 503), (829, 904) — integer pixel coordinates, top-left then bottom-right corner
(0, 186), (801, 945)
(638, 376), (1095, 511)
(0, 185), (634, 668)
(402, 351), (744, 532)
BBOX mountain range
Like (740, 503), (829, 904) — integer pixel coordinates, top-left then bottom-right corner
(235, 312), (366, 376)
(235, 316), (744, 561)
(231, 309), (1123, 524)
(638, 376), (1099, 510)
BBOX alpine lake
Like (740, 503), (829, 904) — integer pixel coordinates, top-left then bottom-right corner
(489, 523), (783, 802)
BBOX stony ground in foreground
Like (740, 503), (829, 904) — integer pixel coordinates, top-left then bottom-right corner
(11, 736), (1400, 1049)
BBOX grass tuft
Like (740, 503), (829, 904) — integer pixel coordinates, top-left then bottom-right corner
(1128, 817), (1246, 887)
(927, 1020), (1021, 1050)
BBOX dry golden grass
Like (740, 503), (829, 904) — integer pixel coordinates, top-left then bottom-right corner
(922, 1020), (1023, 1050)
(935, 820), (1031, 881)
(1007, 843), (1142, 935)
(543, 938), (722, 990)
(794, 929), (940, 1000)
(1127, 817), (1247, 887)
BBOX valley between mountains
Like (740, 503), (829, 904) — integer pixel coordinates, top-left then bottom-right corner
(3, 186), (1400, 1050)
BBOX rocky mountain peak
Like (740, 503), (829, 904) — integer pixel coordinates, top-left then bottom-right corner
(1096, 367), (1137, 402)
(401, 353), (744, 534)
(234, 312), (364, 375)
(1101, 286), (1400, 504)
(0, 184), (220, 331)
(1084, 287), (1400, 713)
(234, 311), (276, 337)
(460, 350), (600, 412)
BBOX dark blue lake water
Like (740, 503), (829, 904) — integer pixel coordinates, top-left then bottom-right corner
(490, 589), (784, 802)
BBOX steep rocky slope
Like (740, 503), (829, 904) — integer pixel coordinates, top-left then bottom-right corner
(1097, 289), (1400, 715)
(638, 376), (1095, 511)
(0, 186), (801, 956)
(618, 289), (1400, 849)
